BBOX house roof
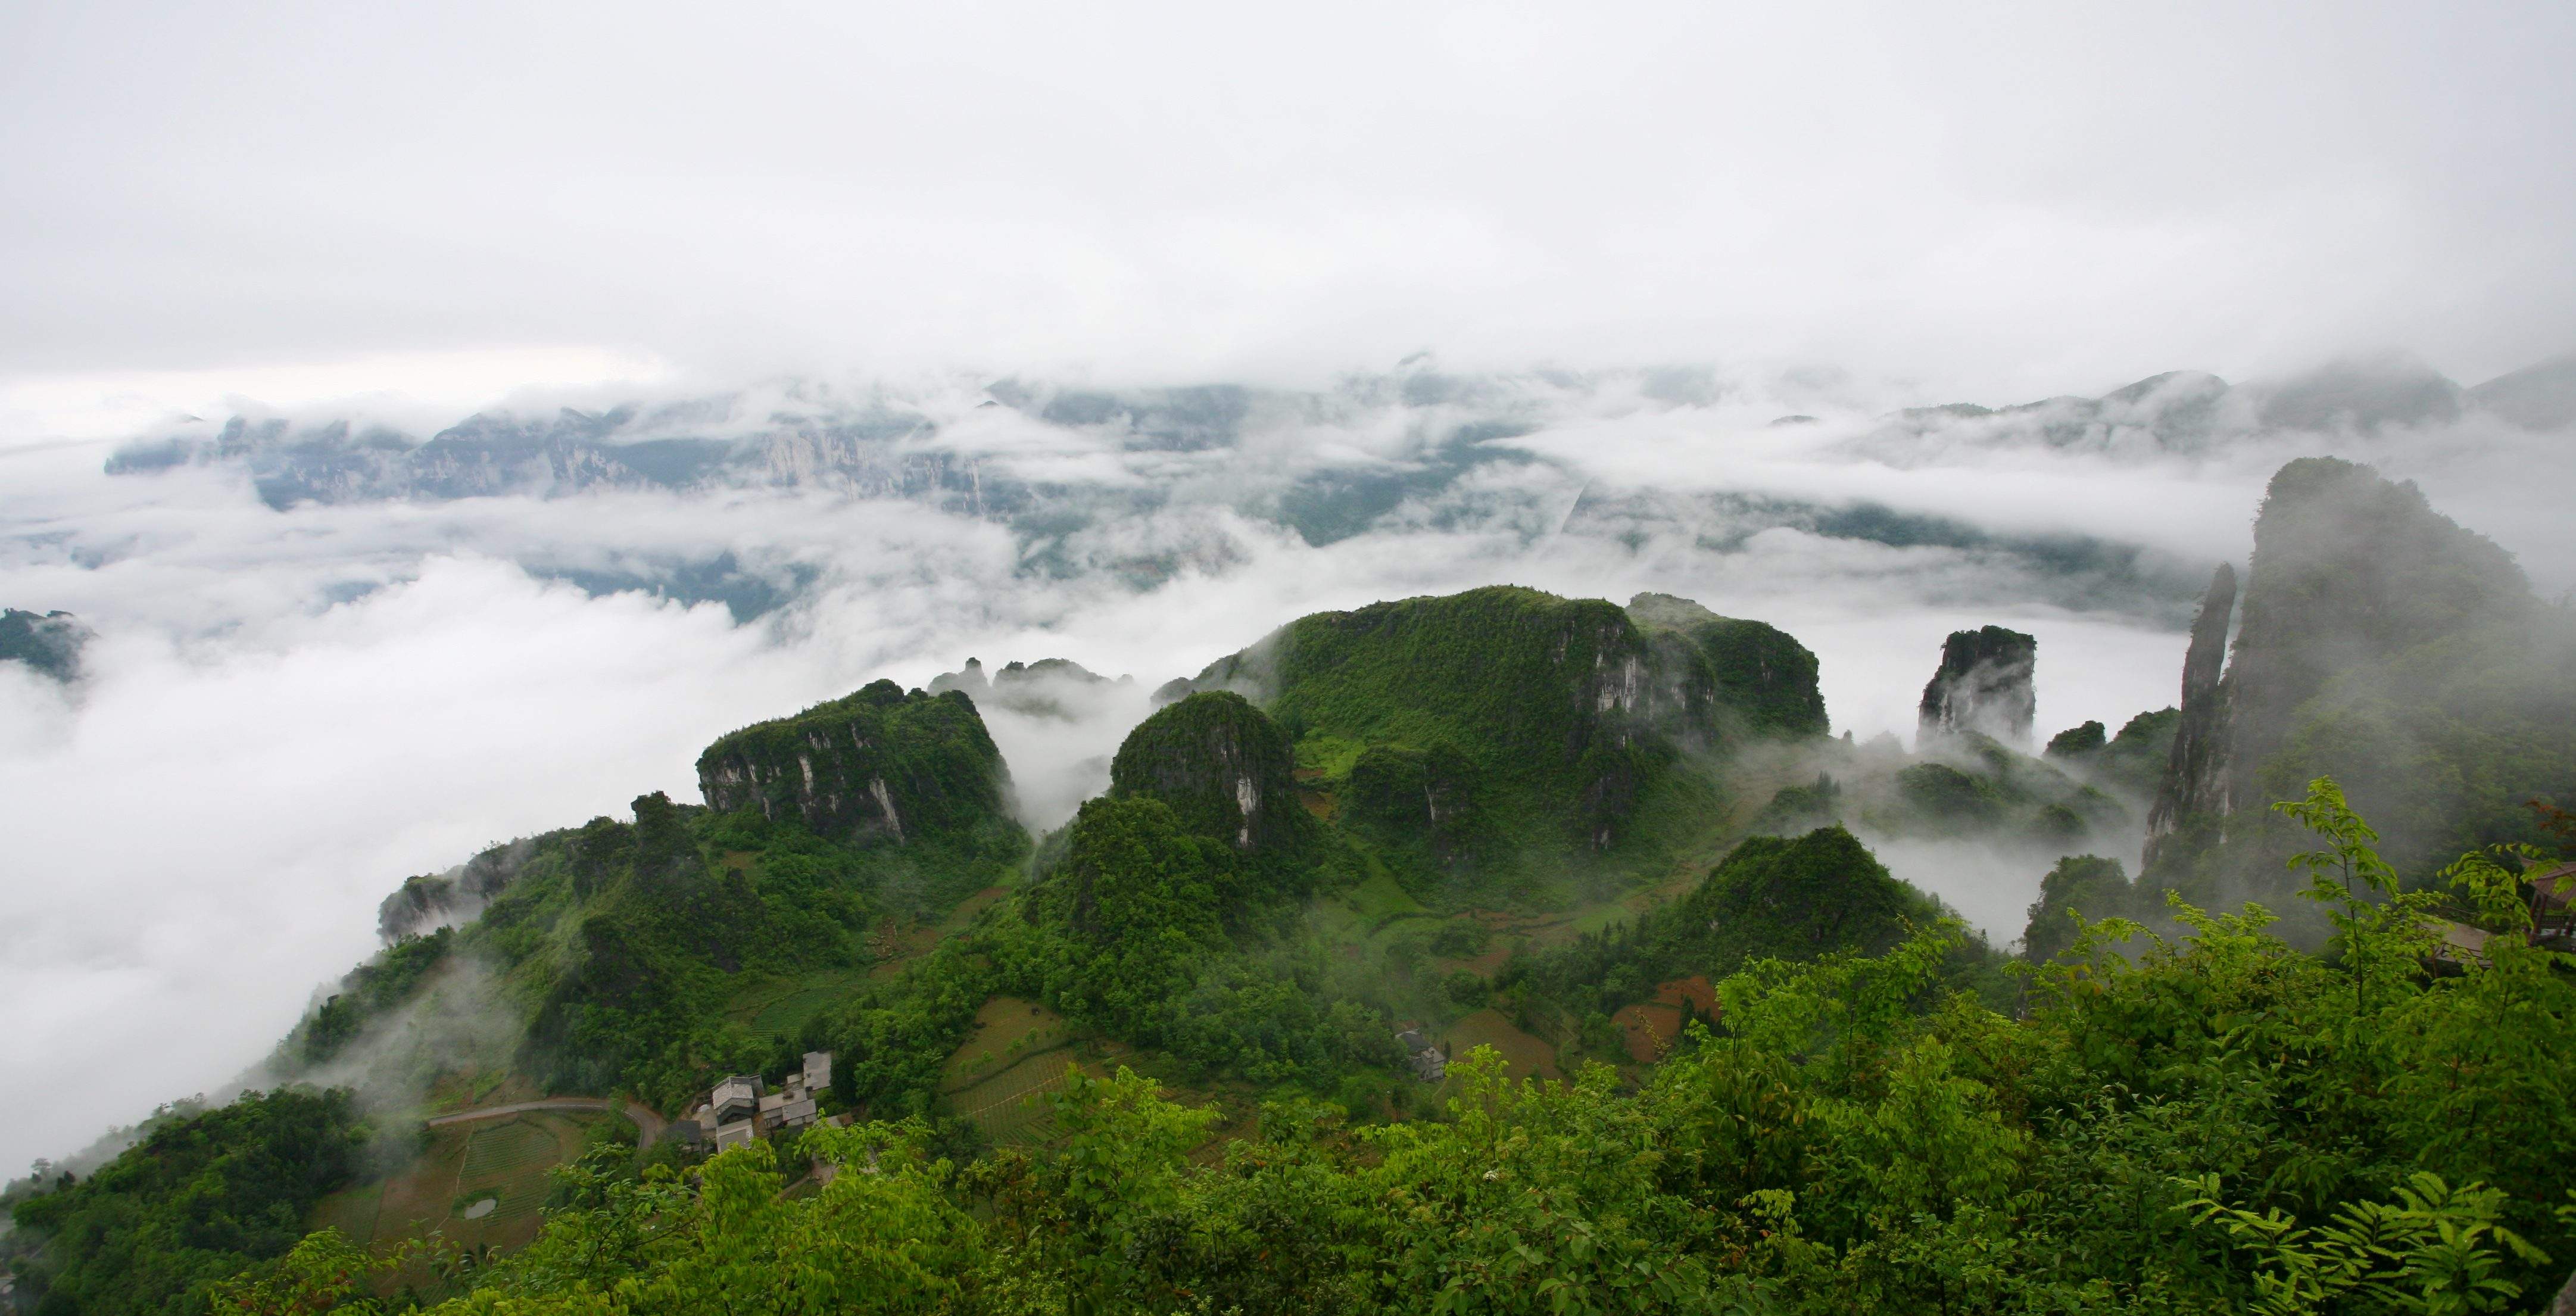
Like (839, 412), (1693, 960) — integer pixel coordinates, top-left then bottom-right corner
(2527, 861), (2576, 911)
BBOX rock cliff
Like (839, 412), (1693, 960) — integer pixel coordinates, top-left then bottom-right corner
(1627, 593), (1829, 738)
(2140, 458), (2571, 894)
(2142, 564), (2237, 867)
(696, 679), (1013, 848)
(1917, 626), (2037, 745)
(1108, 690), (1311, 856)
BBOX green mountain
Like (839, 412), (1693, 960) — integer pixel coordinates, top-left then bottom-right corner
(1172, 584), (1829, 899)
(2141, 457), (2575, 910)
(271, 681), (1030, 1118)
(21, 467), (2576, 1315)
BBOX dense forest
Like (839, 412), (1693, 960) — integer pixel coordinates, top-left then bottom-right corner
(7, 456), (2574, 1313)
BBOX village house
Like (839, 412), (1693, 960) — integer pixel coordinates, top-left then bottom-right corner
(1395, 1028), (1446, 1082)
(677, 1050), (835, 1148)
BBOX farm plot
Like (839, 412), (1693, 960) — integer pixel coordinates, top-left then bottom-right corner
(940, 997), (1128, 1146)
(453, 1117), (567, 1233)
(1440, 1008), (1563, 1084)
(307, 1111), (597, 1256)
(731, 968), (872, 1044)
(1610, 975), (1718, 1064)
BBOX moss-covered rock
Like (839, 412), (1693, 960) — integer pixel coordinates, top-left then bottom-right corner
(696, 679), (1015, 850)
(1628, 592), (1830, 738)
(1109, 690), (1312, 859)
(1191, 585), (1708, 868)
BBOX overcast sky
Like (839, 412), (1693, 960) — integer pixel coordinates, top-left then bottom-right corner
(5, 0), (2576, 1173)
(5, 0), (2574, 427)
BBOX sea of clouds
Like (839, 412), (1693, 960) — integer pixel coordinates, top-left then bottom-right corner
(3, 361), (2570, 1172)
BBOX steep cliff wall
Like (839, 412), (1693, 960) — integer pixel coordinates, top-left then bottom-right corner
(1627, 593), (1829, 739)
(2142, 564), (2237, 868)
(1188, 585), (1689, 858)
(1108, 690), (1312, 857)
(1917, 626), (2037, 744)
(696, 679), (1015, 849)
(2141, 459), (2571, 896)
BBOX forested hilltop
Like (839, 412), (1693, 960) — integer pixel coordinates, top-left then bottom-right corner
(8, 457), (2575, 1315)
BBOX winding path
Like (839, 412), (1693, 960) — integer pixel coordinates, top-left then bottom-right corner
(425, 1097), (667, 1144)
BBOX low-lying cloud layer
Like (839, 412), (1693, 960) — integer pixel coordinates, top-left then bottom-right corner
(3, 358), (2571, 1172)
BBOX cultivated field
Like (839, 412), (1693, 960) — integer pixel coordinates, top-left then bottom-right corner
(308, 1110), (600, 1256)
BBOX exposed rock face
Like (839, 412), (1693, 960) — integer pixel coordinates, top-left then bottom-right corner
(1628, 593), (1829, 739)
(375, 838), (541, 941)
(1109, 691), (1310, 855)
(696, 679), (1012, 848)
(2141, 458), (2566, 892)
(2144, 564), (2238, 866)
(1917, 626), (2037, 745)
(0, 608), (90, 682)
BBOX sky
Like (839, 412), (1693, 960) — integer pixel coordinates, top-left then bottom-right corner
(4, 0), (2575, 1172)
(5, 0), (2575, 417)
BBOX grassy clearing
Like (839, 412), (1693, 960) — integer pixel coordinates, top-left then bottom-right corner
(1293, 734), (1370, 781)
(943, 997), (1074, 1081)
(1345, 871), (1426, 921)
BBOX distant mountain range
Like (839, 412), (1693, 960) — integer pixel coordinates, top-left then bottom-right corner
(105, 353), (2576, 510)
(85, 354), (2572, 626)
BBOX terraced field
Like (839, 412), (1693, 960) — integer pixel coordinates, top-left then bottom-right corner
(728, 968), (873, 1044)
(307, 1111), (599, 1256)
(940, 997), (1127, 1146)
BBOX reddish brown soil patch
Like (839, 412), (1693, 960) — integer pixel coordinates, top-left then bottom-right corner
(1610, 976), (1719, 1064)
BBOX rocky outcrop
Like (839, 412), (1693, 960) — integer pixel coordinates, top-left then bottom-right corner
(2143, 564), (2237, 867)
(1917, 626), (2037, 746)
(1109, 691), (1311, 855)
(2221, 460), (2528, 812)
(2141, 459), (2566, 893)
(0, 608), (89, 682)
(375, 838), (541, 941)
(1628, 594), (1829, 739)
(928, 656), (1133, 720)
(1190, 586), (1691, 857)
(696, 679), (1013, 849)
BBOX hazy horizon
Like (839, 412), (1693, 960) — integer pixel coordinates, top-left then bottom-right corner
(6, 0), (2574, 1175)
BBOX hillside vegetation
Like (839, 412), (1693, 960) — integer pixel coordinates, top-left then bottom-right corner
(12, 456), (2576, 1314)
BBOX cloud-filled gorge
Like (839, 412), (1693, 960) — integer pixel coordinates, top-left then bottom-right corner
(3, 354), (2573, 1172)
